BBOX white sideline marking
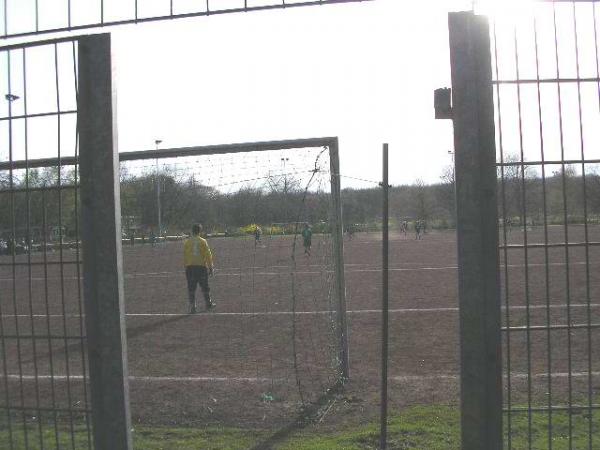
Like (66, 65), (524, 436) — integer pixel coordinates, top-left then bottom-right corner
(0, 266), (458, 282)
(2, 372), (599, 384)
(391, 371), (600, 382)
(1, 260), (599, 282)
(1, 374), (276, 383)
(3, 303), (600, 319)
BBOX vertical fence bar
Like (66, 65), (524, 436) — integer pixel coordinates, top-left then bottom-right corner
(78, 33), (133, 450)
(531, 13), (554, 449)
(22, 44), (45, 450)
(41, 188), (61, 447)
(572, 4), (594, 448)
(550, 5), (575, 447)
(512, 23), (535, 449)
(72, 38), (94, 450)
(449, 11), (502, 450)
(55, 42), (77, 450)
(492, 20), (514, 449)
(329, 138), (349, 381)
(380, 143), (389, 450)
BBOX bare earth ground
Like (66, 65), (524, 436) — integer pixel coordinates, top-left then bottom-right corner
(1, 226), (599, 436)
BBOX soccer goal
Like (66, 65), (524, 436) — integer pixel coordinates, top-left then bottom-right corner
(118, 138), (348, 425)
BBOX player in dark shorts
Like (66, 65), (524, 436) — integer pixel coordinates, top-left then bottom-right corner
(346, 224), (355, 241)
(302, 223), (312, 256)
(184, 224), (215, 314)
(254, 225), (262, 245)
(401, 220), (408, 237)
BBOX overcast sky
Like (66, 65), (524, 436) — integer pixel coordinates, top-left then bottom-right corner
(2, 0), (600, 188)
(110, 0), (468, 188)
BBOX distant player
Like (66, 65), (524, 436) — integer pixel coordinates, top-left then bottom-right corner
(184, 224), (215, 314)
(401, 220), (408, 237)
(415, 220), (422, 240)
(505, 217), (513, 233)
(302, 223), (312, 256)
(346, 224), (355, 241)
(254, 225), (262, 245)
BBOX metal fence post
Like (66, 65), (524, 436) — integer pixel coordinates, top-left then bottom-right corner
(329, 138), (350, 381)
(380, 143), (389, 450)
(78, 33), (133, 450)
(449, 12), (502, 450)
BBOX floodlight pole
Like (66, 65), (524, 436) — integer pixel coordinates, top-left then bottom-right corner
(155, 139), (162, 237)
(281, 157), (289, 194)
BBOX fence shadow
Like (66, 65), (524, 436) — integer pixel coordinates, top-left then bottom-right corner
(21, 313), (190, 366)
(125, 313), (189, 339)
(248, 379), (345, 450)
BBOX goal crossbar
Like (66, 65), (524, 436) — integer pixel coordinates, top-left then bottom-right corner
(0, 137), (339, 171)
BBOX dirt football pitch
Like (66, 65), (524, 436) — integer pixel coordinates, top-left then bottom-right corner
(1, 226), (599, 433)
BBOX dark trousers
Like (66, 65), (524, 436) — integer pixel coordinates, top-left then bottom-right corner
(185, 265), (210, 304)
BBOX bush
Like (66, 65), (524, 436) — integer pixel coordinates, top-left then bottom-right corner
(267, 225), (284, 236)
(311, 221), (331, 234)
(240, 223), (260, 235)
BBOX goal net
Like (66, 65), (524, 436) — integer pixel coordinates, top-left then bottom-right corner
(118, 141), (348, 427)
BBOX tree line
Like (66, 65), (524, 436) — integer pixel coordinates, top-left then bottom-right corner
(2, 163), (600, 241)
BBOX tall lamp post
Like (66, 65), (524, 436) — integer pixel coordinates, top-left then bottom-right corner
(155, 139), (162, 238)
(4, 93), (19, 166)
(5, 93), (20, 247)
(280, 157), (289, 194)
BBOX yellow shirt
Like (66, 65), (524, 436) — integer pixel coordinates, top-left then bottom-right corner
(183, 235), (213, 268)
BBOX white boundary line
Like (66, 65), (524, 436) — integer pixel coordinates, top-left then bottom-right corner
(2, 266), (459, 282)
(2, 303), (600, 319)
(2, 372), (599, 383)
(1, 374), (276, 383)
(1, 260), (599, 282)
(391, 371), (600, 382)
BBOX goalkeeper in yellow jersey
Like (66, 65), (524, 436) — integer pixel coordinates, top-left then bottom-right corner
(183, 224), (215, 314)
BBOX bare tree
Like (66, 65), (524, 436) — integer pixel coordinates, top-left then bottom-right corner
(412, 179), (430, 220)
(438, 165), (456, 225)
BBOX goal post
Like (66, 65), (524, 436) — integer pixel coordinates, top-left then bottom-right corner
(118, 137), (350, 404)
(329, 140), (350, 380)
